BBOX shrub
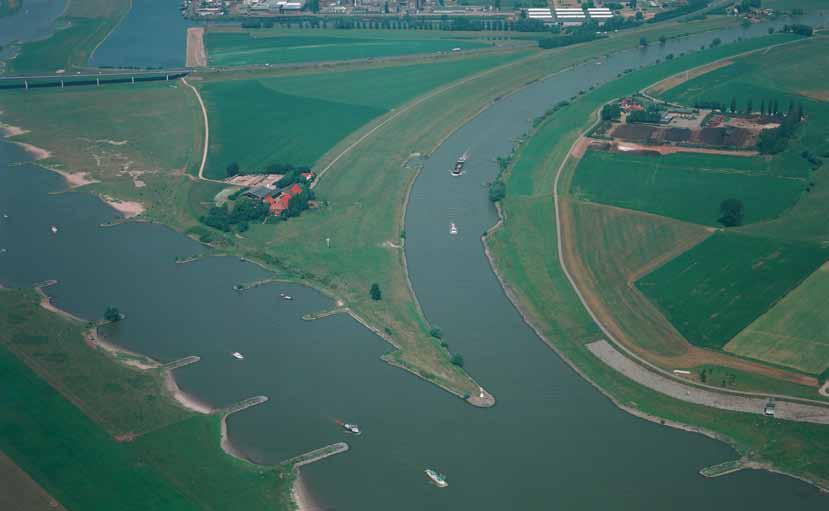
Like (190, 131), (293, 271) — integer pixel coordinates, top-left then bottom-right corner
(370, 283), (382, 301)
(450, 354), (464, 367)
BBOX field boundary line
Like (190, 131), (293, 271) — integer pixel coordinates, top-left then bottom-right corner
(552, 80), (829, 410)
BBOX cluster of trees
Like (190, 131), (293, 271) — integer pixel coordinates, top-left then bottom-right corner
(626, 105), (662, 124)
(241, 20), (275, 29)
(736, 0), (761, 13)
(489, 155), (511, 202)
(601, 103), (622, 121)
(370, 283), (382, 301)
(781, 24), (813, 37)
(201, 197), (269, 232)
(718, 198), (744, 227)
(226, 161), (312, 177)
(282, 185), (315, 218)
(757, 103), (803, 154)
(538, 30), (603, 49)
(647, 0), (712, 23)
(104, 306), (122, 322)
(801, 151), (824, 170)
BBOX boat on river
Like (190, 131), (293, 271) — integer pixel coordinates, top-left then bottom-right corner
(280, 292), (293, 301)
(336, 419), (361, 435)
(450, 223), (458, 235)
(50, 225), (58, 234)
(425, 469), (448, 488)
(450, 151), (468, 176)
(231, 352), (244, 360)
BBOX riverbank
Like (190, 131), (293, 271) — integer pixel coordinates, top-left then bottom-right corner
(484, 33), (829, 492)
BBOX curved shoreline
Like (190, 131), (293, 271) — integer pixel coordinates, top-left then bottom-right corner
(481, 48), (829, 492)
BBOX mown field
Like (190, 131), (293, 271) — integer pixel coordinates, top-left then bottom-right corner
(487, 33), (829, 490)
(198, 52), (523, 179)
(642, 35), (829, 362)
(569, 149), (806, 226)
(5, 0), (131, 74)
(636, 232), (829, 349)
(726, 263), (829, 374)
(564, 199), (710, 356)
(0, 288), (294, 511)
(204, 28), (491, 67)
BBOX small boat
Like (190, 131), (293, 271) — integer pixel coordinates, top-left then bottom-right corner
(231, 352), (244, 360)
(342, 423), (361, 435)
(450, 151), (469, 177)
(50, 225), (58, 234)
(280, 292), (293, 301)
(449, 223), (458, 235)
(425, 469), (448, 488)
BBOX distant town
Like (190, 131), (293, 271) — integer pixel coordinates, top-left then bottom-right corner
(184, 0), (779, 24)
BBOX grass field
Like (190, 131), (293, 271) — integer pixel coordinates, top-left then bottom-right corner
(0, 289), (190, 436)
(636, 232), (829, 349)
(198, 52), (523, 180)
(0, 288), (294, 511)
(564, 199), (711, 356)
(0, 452), (65, 511)
(0, 80), (213, 229)
(569, 149), (806, 226)
(726, 264), (829, 374)
(204, 29), (491, 67)
(487, 33), (829, 491)
(5, 0), (131, 74)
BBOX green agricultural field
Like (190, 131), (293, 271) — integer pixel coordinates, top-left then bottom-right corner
(198, 52), (523, 179)
(0, 288), (294, 511)
(636, 232), (829, 349)
(4, 0), (131, 74)
(204, 29), (491, 67)
(487, 34), (829, 491)
(726, 264), (829, 374)
(569, 149), (805, 226)
(564, 199), (710, 356)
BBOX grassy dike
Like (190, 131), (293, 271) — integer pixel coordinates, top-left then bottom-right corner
(0, 16), (741, 405)
(0, 288), (295, 511)
(4, 0), (132, 74)
(186, 16), (743, 403)
(485, 33), (829, 490)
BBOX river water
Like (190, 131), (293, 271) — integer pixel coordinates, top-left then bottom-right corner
(0, 0), (67, 61)
(1, 8), (827, 511)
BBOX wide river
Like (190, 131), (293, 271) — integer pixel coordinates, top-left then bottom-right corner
(1, 5), (827, 509)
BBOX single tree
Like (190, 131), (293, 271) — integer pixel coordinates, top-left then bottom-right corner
(226, 162), (240, 177)
(745, 99), (753, 115)
(718, 198), (744, 227)
(658, 35), (667, 45)
(450, 353), (464, 367)
(760, 99), (765, 116)
(104, 306), (122, 322)
(729, 97), (737, 113)
(369, 283), (382, 301)
(430, 327), (443, 339)
(639, 36), (648, 47)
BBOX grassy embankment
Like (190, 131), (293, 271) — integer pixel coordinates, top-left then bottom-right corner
(193, 16), (743, 399)
(0, 288), (294, 511)
(198, 52), (524, 179)
(556, 34), (829, 394)
(0, 16), (740, 401)
(4, 0), (131, 74)
(486, 32), (829, 489)
(203, 26), (498, 67)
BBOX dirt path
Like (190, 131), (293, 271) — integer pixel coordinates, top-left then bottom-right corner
(181, 78), (218, 183)
(186, 27), (207, 68)
(615, 141), (758, 157)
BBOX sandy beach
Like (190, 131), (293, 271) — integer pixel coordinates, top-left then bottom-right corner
(101, 195), (146, 218)
(292, 471), (318, 511)
(0, 121), (29, 137)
